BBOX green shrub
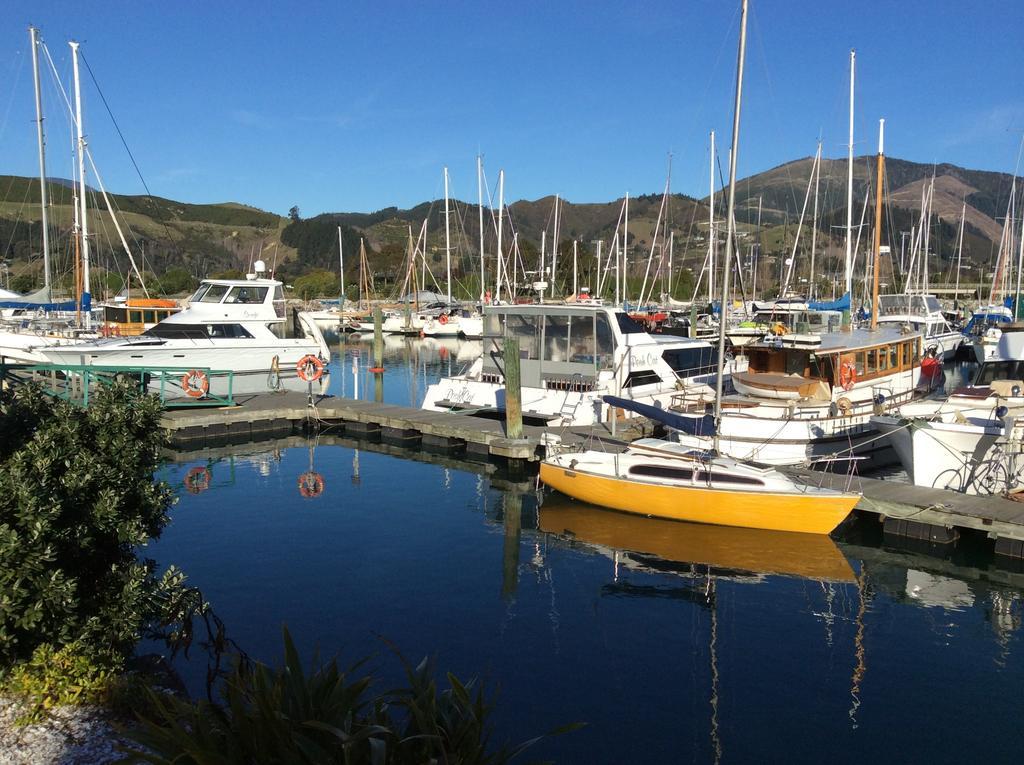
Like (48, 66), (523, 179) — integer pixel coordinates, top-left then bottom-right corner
(1, 642), (120, 723)
(0, 381), (179, 666)
(123, 626), (576, 764)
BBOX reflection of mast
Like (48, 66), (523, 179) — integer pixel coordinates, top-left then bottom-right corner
(707, 573), (722, 765)
(848, 562), (868, 729)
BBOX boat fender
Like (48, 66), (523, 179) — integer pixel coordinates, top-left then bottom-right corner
(872, 392), (887, 415)
(439, 314), (449, 325)
(839, 360), (857, 391)
(298, 471), (325, 498)
(835, 397), (853, 416)
(181, 369), (210, 398)
(771, 322), (788, 336)
(296, 354), (325, 382)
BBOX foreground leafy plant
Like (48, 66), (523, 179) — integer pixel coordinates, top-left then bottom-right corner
(123, 626), (577, 764)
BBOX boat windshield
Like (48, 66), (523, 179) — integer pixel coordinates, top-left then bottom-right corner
(974, 360), (1024, 386)
(198, 284), (230, 303)
(225, 286), (268, 304)
(616, 313), (647, 334)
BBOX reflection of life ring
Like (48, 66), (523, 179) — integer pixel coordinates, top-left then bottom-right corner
(296, 355), (324, 382)
(181, 369), (210, 398)
(438, 314), (449, 325)
(839, 360), (857, 391)
(298, 471), (325, 498)
(184, 466), (211, 494)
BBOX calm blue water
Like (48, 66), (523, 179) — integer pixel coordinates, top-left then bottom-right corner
(148, 337), (1024, 764)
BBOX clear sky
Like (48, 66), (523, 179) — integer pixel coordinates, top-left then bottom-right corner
(3, 0), (1023, 217)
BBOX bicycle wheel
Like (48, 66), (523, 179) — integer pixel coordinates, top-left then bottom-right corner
(932, 468), (965, 492)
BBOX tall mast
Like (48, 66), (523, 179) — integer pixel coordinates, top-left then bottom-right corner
(572, 239), (578, 297)
(496, 170), (504, 302)
(550, 194), (559, 300)
(623, 192), (629, 305)
(30, 27), (51, 292)
(845, 49), (855, 300)
(539, 230), (546, 304)
(709, 130), (716, 302)
(809, 141), (821, 300)
(870, 119), (885, 331)
(443, 166), (451, 305)
(714, 0), (748, 439)
(477, 154), (485, 303)
(954, 201), (965, 307)
(337, 226), (345, 304)
(70, 41), (91, 327)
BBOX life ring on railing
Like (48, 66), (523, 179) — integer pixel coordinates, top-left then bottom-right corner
(184, 466), (211, 494)
(298, 471), (325, 498)
(438, 313), (449, 325)
(181, 369), (210, 398)
(111, 324), (121, 336)
(839, 360), (857, 391)
(771, 321), (788, 336)
(296, 354), (324, 382)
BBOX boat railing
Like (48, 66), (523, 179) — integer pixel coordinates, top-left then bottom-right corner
(0, 362), (235, 409)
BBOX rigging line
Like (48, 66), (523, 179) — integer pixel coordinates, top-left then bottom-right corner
(0, 51), (28, 150)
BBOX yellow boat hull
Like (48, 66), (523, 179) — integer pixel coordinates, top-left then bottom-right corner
(539, 462), (858, 535)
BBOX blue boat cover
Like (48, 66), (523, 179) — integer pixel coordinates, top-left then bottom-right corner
(807, 292), (851, 311)
(603, 395), (716, 436)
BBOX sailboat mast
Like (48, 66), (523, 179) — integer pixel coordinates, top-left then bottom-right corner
(443, 166), (452, 305)
(845, 49), (855, 301)
(809, 141), (821, 300)
(337, 226), (345, 304)
(870, 119), (885, 331)
(550, 194), (559, 300)
(954, 201), (965, 307)
(709, 130), (716, 303)
(714, 0), (748, 437)
(477, 155), (485, 303)
(496, 170), (505, 302)
(70, 41), (91, 328)
(623, 192), (629, 306)
(539, 231), (546, 304)
(572, 239), (578, 297)
(30, 27), (51, 292)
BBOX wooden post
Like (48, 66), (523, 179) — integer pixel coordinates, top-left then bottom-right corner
(503, 336), (523, 439)
(370, 306), (384, 373)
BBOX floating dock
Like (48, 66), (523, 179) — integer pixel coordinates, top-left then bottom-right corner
(161, 391), (652, 463)
(161, 391), (1024, 564)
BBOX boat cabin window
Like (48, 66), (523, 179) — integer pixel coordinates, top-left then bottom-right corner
(146, 324), (210, 339)
(225, 286), (269, 305)
(104, 306), (128, 323)
(194, 286), (229, 303)
(662, 346), (717, 377)
(543, 314), (599, 364)
(975, 361), (1024, 386)
(615, 313), (647, 334)
(207, 323), (254, 339)
(273, 286), (286, 318)
(484, 312), (541, 360)
(596, 314), (614, 368)
(189, 284), (212, 302)
(144, 310), (157, 324)
(129, 311), (143, 323)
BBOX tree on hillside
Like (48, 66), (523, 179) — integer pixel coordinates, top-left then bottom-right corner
(288, 206), (301, 223)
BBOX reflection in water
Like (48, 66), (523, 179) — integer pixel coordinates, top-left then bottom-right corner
(155, 338), (1024, 764)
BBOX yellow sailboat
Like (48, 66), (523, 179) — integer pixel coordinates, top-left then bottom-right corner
(538, 0), (861, 535)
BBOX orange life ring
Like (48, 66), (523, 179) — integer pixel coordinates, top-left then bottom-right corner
(839, 360), (857, 391)
(298, 471), (325, 498)
(296, 354), (325, 382)
(184, 466), (211, 494)
(112, 324), (121, 336)
(438, 314), (449, 325)
(181, 369), (210, 398)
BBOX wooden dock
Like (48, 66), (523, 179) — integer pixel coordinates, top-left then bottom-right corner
(160, 391), (1024, 563)
(161, 391), (653, 463)
(786, 467), (1024, 559)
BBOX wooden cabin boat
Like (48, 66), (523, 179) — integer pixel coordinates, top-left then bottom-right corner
(673, 328), (933, 469)
(98, 298), (180, 336)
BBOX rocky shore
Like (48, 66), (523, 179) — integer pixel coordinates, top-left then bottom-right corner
(0, 698), (136, 765)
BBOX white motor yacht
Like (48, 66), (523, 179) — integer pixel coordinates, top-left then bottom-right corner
(421, 303), (745, 426)
(875, 294), (962, 360)
(39, 262), (331, 398)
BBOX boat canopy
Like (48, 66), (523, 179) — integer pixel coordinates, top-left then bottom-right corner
(807, 292), (851, 312)
(603, 395), (716, 436)
(0, 286), (81, 311)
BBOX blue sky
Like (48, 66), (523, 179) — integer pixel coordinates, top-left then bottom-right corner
(3, 1), (1023, 217)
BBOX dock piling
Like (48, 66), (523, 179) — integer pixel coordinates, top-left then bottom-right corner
(503, 337), (523, 439)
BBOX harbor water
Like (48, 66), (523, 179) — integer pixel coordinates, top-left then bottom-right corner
(150, 335), (1024, 763)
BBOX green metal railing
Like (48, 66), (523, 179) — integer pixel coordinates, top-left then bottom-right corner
(0, 362), (235, 408)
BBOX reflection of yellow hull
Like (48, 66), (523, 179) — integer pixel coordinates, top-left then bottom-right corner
(539, 463), (857, 535)
(539, 499), (855, 582)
